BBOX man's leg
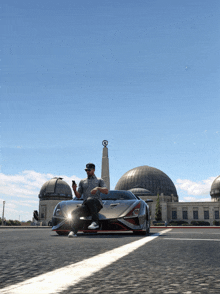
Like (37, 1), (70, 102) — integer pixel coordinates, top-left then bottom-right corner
(69, 205), (89, 235)
(85, 198), (102, 228)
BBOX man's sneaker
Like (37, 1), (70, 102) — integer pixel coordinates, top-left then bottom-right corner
(88, 222), (99, 230)
(68, 231), (77, 238)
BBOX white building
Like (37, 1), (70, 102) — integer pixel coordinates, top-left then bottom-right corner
(38, 177), (72, 226)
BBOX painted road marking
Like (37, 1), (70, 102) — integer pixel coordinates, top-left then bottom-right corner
(162, 232), (220, 235)
(163, 238), (220, 241)
(1, 229), (171, 294)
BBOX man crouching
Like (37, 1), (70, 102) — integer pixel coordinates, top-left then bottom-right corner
(68, 163), (108, 238)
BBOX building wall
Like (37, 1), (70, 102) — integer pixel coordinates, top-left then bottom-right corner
(139, 194), (220, 225)
(167, 202), (220, 225)
(39, 200), (62, 225)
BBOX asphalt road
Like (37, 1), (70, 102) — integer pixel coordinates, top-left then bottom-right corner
(1, 228), (220, 293)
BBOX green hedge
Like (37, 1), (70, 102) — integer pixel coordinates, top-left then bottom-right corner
(6, 220), (21, 226)
(169, 221), (190, 226)
(153, 220), (214, 226)
(154, 223), (165, 226)
(190, 221), (210, 226)
(213, 220), (220, 226)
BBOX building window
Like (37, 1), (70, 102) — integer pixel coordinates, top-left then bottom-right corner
(204, 210), (209, 219)
(172, 211), (177, 219)
(183, 211), (188, 220)
(193, 211), (198, 220)
(215, 211), (219, 219)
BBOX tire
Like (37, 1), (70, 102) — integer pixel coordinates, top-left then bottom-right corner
(146, 221), (150, 236)
(56, 231), (69, 236)
(133, 217), (150, 236)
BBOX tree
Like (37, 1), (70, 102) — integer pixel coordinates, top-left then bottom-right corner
(155, 194), (162, 221)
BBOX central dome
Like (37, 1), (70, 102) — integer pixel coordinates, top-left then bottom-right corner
(115, 165), (178, 197)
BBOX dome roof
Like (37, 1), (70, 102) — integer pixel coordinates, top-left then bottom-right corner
(115, 165), (178, 197)
(39, 177), (73, 200)
(210, 175), (220, 198)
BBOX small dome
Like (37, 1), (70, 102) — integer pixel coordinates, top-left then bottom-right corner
(210, 175), (220, 198)
(129, 188), (151, 197)
(39, 177), (72, 200)
(115, 165), (178, 197)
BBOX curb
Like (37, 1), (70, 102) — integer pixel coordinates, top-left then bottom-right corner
(0, 226), (51, 229)
(151, 226), (220, 229)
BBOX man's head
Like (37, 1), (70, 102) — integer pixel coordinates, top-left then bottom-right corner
(85, 163), (95, 177)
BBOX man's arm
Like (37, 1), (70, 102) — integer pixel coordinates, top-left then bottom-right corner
(99, 187), (108, 194)
(72, 183), (82, 199)
(91, 186), (108, 195)
(91, 178), (108, 195)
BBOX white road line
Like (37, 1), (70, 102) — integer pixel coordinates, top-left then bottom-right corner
(162, 232), (220, 235)
(163, 238), (220, 241)
(1, 229), (171, 294)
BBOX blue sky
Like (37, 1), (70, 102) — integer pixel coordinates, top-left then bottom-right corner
(1, 0), (220, 220)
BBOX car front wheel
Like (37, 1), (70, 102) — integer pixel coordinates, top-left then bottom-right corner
(133, 218), (150, 236)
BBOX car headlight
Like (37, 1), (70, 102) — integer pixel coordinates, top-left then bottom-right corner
(55, 208), (63, 217)
(67, 213), (72, 220)
(125, 203), (141, 218)
(133, 208), (140, 216)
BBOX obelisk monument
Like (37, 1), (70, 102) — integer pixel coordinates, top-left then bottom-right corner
(101, 140), (110, 190)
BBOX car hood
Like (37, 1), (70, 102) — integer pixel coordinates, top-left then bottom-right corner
(58, 199), (138, 220)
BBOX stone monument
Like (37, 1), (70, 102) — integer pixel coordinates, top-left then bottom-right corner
(101, 140), (110, 190)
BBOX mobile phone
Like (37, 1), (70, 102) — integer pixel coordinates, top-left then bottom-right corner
(72, 180), (76, 185)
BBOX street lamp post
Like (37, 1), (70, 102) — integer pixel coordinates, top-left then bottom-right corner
(2, 201), (5, 226)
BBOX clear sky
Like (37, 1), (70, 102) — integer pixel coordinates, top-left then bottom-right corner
(1, 0), (220, 221)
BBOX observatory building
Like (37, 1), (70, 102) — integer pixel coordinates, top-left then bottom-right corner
(115, 166), (220, 225)
(115, 165), (178, 223)
(38, 177), (72, 225)
(35, 141), (220, 226)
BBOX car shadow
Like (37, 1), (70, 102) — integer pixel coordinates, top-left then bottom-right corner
(50, 232), (153, 238)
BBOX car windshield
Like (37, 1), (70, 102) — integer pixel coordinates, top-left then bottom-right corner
(101, 191), (136, 200)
